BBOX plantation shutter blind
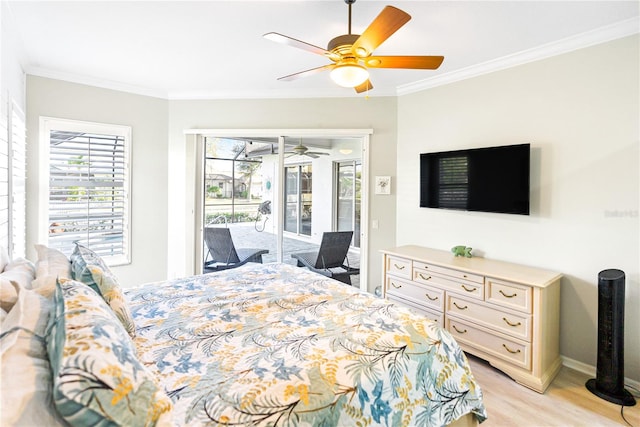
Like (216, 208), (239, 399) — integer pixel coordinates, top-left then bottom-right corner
(0, 100), (27, 258)
(0, 100), (8, 251)
(48, 129), (129, 262)
(10, 106), (26, 257)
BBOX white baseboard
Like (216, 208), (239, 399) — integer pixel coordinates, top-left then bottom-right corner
(561, 356), (640, 392)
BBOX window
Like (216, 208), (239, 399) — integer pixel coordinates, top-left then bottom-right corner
(42, 118), (131, 265)
(0, 99), (27, 258)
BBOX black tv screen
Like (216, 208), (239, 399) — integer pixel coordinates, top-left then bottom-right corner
(420, 143), (530, 215)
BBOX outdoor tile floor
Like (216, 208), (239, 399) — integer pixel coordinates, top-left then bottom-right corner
(213, 222), (360, 286)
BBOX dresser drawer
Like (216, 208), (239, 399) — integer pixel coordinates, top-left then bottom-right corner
(386, 256), (412, 279)
(447, 317), (531, 370)
(446, 294), (532, 341)
(413, 261), (484, 284)
(387, 295), (444, 326)
(386, 276), (444, 312)
(486, 278), (532, 313)
(413, 269), (484, 300)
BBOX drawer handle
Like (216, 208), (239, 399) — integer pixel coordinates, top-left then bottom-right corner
(453, 302), (468, 310)
(425, 293), (439, 301)
(461, 284), (477, 292)
(503, 317), (522, 327)
(502, 344), (521, 354)
(418, 273), (432, 281)
(394, 264), (405, 270)
(499, 290), (517, 298)
(452, 325), (467, 334)
(391, 282), (402, 289)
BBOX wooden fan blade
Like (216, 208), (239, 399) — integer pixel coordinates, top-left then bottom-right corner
(365, 56), (444, 69)
(352, 6), (411, 58)
(277, 64), (335, 81)
(264, 32), (340, 61)
(354, 79), (373, 93)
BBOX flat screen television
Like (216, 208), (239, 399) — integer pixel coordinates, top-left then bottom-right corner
(420, 143), (530, 215)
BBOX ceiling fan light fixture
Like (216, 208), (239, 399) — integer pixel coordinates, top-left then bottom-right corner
(330, 63), (369, 88)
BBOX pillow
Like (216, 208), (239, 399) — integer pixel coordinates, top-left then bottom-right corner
(0, 278), (18, 312)
(2, 257), (37, 290)
(32, 245), (72, 298)
(47, 278), (172, 426)
(70, 244), (108, 293)
(1, 258), (37, 310)
(87, 264), (136, 337)
(1, 282), (68, 426)
(69, 244), (136, 337)
(35, 244), (72, 279)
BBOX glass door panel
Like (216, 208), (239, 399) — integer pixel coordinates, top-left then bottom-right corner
(284, 164), (312, 236)
(300, 164), (312, 236)
(335, 160), (361, 248)
(202, 137), (278, 270)
(284, 166), (299, 233)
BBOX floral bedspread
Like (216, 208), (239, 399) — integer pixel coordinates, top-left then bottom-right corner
(126, 263), (487, 426)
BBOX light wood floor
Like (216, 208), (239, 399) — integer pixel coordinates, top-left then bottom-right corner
(467, 355), (640, 426)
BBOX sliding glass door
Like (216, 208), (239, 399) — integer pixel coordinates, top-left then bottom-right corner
(335, 160), (361, 248)
(195, 133), (368, 291)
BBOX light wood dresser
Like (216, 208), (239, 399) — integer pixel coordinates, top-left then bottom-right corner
(381, 245), (562, 393)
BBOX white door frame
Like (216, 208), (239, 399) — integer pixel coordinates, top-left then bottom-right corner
(187, 128), (372, 292)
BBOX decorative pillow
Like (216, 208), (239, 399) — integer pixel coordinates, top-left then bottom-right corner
(70, 244), (109, 293)
(87, 264), (136, 337)
(47, 278), (172, 426)
(1, 282), (68, 426)
(32, 245), (72, 298)
(69, 244), (136, 337)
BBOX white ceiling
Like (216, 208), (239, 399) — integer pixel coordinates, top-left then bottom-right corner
(6, 0), (639, 100)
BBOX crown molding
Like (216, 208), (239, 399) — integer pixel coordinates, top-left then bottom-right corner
(397, 17), (640, 96)
(25, 66), (170, 100)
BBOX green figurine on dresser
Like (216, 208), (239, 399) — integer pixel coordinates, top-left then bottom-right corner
(451, 245), (473, 258)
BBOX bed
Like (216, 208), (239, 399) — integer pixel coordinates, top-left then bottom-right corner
(1, 245), (487, 426)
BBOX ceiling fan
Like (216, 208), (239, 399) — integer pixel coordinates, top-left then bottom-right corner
(263, 0), (444, 93)
(286, 141), (330, 159)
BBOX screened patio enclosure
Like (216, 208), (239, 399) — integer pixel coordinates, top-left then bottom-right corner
(201, 136), (362, 274)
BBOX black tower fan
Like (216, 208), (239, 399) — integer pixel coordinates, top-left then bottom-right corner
(585, 269), (636, 406)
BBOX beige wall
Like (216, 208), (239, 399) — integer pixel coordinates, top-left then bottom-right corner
(25, 76), (169, 286)
(167, 97), (398, 293)
(396, 35), (639, 380)
(24, 81), (398, 293)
